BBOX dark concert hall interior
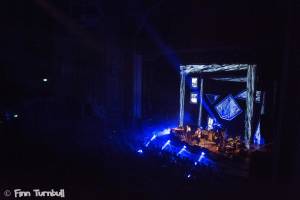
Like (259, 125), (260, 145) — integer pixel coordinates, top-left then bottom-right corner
(0, 0), (300, 199)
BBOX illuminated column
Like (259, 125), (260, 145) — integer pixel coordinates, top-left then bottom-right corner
(197, 78), (204, 128)
(245, 65), (256, 149)
(179, 71), (186, 127)
(261, 91), (266, 115)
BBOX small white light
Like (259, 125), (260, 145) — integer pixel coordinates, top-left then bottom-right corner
(43, 78), (48, 82)
(14, 114), (18, 118)
(137, 149), (143, 154)
(191, 77), (198, 88)
(190, 93), (198, 104)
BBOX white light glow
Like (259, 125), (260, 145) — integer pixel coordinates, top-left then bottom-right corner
(191, 77), (198, 88)
(190, 93), (198, 104)
(207, 117), (214, 130)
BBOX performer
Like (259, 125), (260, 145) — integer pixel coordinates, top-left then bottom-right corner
(186, 125), (192, 142)
(186, 125), (191, 132)
(194, 128), (202, 144)
(195, 128), (201, 138)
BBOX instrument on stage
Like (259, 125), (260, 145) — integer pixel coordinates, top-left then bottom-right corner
(171, 126), (245, 155)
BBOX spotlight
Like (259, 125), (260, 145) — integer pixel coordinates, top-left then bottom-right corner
(187, 174), (191, 178)
(198, 152), (205, 162)
(145, 141), (150, 147)
(43, 78), (48, 82)
(161, 140), (171, 150)
(156, 128), (171, 137)
(13, 114), (18, 118)
(194, 162), (198, 166)
(137, 149), (143, 154)
(177, 145), (187, 156)
(145, 134), (157, 147)
(150, 134), (157, 141)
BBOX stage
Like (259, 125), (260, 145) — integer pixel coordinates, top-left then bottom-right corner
(135, 63), (271, 179)
(136, 125), (265, 179)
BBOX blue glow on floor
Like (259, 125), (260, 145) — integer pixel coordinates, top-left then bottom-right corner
(155, 128), (171, 137)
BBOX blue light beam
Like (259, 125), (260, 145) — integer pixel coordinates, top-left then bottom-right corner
(156, 128), (171, 137)
(201, 97), (220, 124)
(177, 145), (186, 156)
(197, 152), (205, 162)
(161, 140), (171, 150)
(145, 134), (157, 147)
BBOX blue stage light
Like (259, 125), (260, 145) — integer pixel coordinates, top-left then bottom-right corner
(144, 24), (181, 68)
(194, 162), (198, 166)
(145, 134), (157, 147)
(161, 140), (171, 150)
(145, 141), (150, 147)
(151, 134), (157, 141)
(254, 122), (264, 145)
(177, 145), (186, 156)
(201, 97), (220, 124)
(137, 149), (143, 154)
(198, 152), (205, 162)
(156, 128), (171, 137)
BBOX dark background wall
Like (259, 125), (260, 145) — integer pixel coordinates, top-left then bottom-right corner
(0, 0), (299, 187)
